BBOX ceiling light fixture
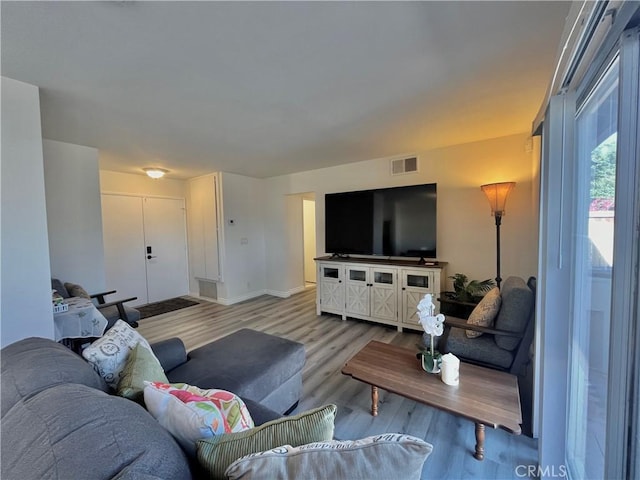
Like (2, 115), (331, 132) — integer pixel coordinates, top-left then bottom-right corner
(143, 167), (168, 179)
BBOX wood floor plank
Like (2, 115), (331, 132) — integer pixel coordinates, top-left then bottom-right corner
(137, 287), (538, 479)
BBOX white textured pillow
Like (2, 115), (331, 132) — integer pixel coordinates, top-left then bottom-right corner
(466, 287), (502, 338)
(82, 319), (153, 388)
(225, 433), (433, 480)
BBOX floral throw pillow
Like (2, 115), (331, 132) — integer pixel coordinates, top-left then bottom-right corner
(466, 287), (502, 338)
(144, 382), (255, 456)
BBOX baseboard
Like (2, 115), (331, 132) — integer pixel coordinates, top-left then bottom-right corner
(216, 290), (267, 306)
(264, 285), (306, 298)
(204, 285), (307, 305)
(188, 293), (219, 304)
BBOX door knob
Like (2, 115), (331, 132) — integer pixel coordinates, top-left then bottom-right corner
(147, 255), (157, 260)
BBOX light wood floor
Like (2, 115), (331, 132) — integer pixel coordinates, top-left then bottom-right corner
(138, 287), (538, 479)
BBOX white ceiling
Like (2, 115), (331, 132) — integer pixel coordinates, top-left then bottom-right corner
(1, 1), (571, 179)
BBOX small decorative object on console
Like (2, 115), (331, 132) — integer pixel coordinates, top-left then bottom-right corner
(52, 290), (68, 313)
(416, 294), (445, 374)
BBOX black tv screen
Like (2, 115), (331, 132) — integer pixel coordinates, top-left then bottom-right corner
(325, 183), (437, 258)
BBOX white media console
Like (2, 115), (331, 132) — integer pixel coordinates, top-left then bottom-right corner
(315, 256), (446, 332)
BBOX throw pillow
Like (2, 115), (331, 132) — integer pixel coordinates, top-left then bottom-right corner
(144, 382), (255, 456)
(196, 404), (336, 480)
(64, 282), (91, 299)
(82, 319), (153, 388)
(225, 433), (433, 480)
(466, 287), (501, 338)
(117, 343), (169, 402)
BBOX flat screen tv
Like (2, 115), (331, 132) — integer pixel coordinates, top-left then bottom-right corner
(325, 183), (437, 259)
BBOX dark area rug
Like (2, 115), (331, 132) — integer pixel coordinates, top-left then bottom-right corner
(138, 297), (199, 319)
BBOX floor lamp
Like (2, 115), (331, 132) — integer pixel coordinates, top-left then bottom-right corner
(481, 182), (516, 289)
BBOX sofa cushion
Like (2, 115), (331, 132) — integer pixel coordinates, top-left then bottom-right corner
(117, 342), (169, 401)
(444, 327), (514, 369)
(144, 381), (255, 456)
(225, 433), (433, 480)
(166, 329), (305, 406)
(466, 287), (501, 338)
(1, 383), (190, 479)
(240, 397), (282, 426)
(494, 277), (534, 351)
(1, 337), (108, 417)
(82, 319), (154, 388)
(197, 404), (336, 480)
(151, 337), (189, 372)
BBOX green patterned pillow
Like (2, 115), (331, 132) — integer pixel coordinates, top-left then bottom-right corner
(196, 404), (336, 480)
(117, 343), (168, 401)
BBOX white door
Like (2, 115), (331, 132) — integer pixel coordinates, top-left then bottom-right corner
(101, 195), (148, 306)
(102, 194), (189, 306)
(143, 197), (189, 303)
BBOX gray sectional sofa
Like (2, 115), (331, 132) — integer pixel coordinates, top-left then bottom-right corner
(1, 329), (306, 479)
(154, 328), (306, 415)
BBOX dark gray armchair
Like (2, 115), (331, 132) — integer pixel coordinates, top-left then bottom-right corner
(437, 276), (536, 375)
(51, 279), (140, 330)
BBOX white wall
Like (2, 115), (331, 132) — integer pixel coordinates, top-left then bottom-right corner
(263, 132), (538, 295)
(216, 172), (267, 303)
(44, 139), (106, 292)
(1, 77), (54, 346)
(100, 170), (187, 198)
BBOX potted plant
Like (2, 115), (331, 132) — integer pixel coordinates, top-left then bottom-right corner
(439, 273), (495, 319)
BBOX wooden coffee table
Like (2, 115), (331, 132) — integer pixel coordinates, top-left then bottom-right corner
(341, 340), (522, 460)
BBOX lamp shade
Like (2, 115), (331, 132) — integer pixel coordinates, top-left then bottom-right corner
(143, 168), (168, 179)
(481, 182), (515, 216)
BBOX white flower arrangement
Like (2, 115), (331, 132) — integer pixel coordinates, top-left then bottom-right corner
(417, 294), (445, 368)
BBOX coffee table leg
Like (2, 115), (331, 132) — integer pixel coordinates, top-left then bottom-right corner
(474, 423), (485, 460)
(371, 386), (378, 416)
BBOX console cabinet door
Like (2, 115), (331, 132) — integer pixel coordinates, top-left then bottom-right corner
(318, 263), (344, 314)
(345, 265), (370, 316)
(401, 269), (436, 327)
(370, 268), (397, 321)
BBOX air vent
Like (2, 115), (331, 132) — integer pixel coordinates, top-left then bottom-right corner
(391, 156), (418, 176)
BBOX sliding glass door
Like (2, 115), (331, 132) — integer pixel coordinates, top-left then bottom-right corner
(566, 58), (619, 480)
(538, 21), (640, 480)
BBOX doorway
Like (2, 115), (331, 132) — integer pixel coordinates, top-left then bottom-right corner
(302, 197), (317, 285)
(101, 194), (189, 306)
